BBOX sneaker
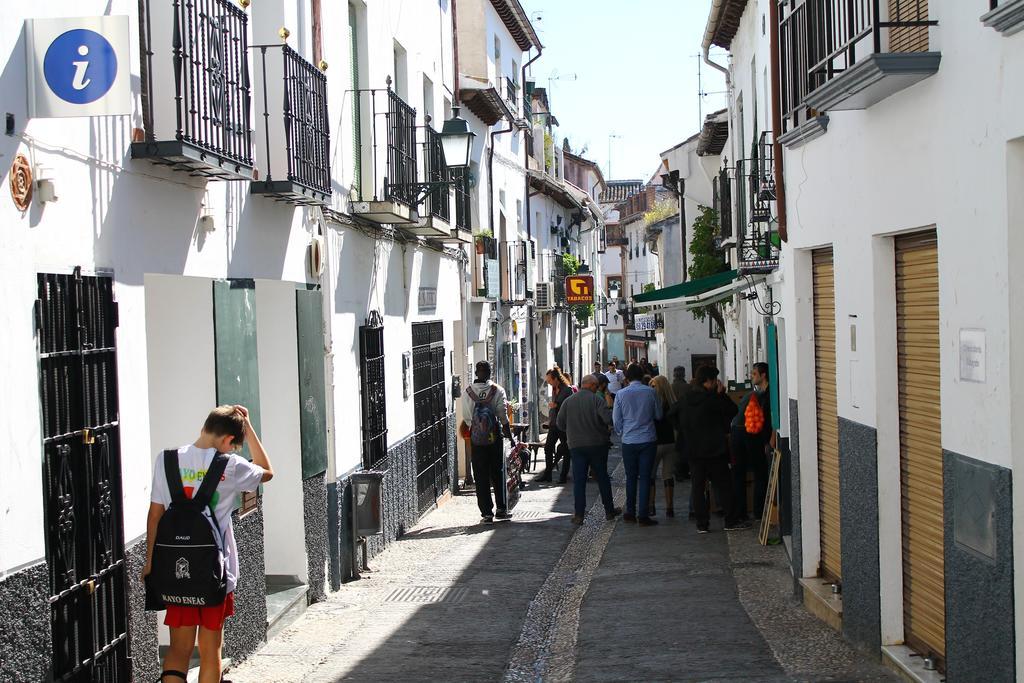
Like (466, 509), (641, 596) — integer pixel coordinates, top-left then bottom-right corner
(605, 507), (623, 521)
(481, 515), (494, 524)
(571, 514), (585, 525)
(638, 517), (659, 527)
(623, 513), (638, 523)
(535, 473), (553, 483)
(697, 526), (710, 534)
(725, 520), (752, 531)
(495, 510), (512, 520)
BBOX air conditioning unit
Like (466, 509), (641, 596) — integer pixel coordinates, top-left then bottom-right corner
(535, 281), (553, 310)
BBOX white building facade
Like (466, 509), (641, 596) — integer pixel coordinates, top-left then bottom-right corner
(0, 0), (504, 678)
(707, 0), (1024, 678)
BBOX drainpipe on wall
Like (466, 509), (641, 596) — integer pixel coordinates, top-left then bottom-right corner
(519, 45), (543, 440)
(768, 0), (788, 242)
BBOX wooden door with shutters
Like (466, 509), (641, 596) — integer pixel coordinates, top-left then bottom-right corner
(813, 248), (841, 580)
(896, 231), (944, 661)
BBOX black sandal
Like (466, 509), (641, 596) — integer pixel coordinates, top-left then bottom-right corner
(158, 671), (187, 682)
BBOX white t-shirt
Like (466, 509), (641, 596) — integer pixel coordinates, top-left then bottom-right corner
(605, 369), (625, 394)
(151, 445), (265, 594)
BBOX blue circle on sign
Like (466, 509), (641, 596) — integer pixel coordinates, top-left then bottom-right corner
(43, 29), (118, 105)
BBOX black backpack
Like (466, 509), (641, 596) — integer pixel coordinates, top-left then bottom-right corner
(148, 450), (229, 607)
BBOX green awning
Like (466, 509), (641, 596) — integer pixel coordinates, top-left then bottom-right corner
(633, 269), (738, 304)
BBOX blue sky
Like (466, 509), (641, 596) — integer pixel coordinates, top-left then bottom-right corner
(520, 0), (727, 182)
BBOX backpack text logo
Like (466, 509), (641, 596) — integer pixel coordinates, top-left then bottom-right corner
(175, 558), (191, 580)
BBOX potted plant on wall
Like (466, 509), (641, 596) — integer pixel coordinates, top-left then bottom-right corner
(475, 229), (493, 255)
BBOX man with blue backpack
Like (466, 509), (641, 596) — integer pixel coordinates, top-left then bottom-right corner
(462, 361), (512, 524)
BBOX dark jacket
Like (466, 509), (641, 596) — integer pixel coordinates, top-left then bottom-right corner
(669, 381), (693, 454)
(733, 387), (773, 442)
(681, 386), (739, 460)
(655, 399), (675, 445)
(549, 383), (572, 426)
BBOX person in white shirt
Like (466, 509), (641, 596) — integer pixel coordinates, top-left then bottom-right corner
(604, 360), (625, 398)
(461, 361), (512, 523)
(144, 405), (274, 683)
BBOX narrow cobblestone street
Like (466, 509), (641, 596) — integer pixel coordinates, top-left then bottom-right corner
(229, 448), (896, 682)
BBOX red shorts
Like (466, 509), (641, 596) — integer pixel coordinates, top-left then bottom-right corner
(164, 592), (235, 631)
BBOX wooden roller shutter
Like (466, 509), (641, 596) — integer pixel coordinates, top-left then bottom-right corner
(889, 0), (930, 53)
(812, 248), (841, 581)
(896, 230), (944, 661)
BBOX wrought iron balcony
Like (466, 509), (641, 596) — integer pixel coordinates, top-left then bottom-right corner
(407, 125), (451, 238)
(251, 45), (331, 205)
(132, 0), (254, 179)
(474, 236), (499, 298)
(779, 0), (940, 142)
(736, 132), (780, 274)
(505, 77), (520, 115)
(349, 86), (421, 225)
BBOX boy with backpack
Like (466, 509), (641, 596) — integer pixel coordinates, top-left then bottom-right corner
(462, 361), (512, 524)
(143, 405), (274, 683)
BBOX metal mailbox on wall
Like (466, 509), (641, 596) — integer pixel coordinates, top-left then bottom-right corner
(351, 471), (384, 537)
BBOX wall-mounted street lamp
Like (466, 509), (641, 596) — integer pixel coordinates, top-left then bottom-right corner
(440, 106), (476, 169)
(392, 106), (477, 207)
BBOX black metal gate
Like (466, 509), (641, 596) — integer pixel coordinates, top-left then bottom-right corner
(411, 321), (448, 512)
(36, 269), (129, 682)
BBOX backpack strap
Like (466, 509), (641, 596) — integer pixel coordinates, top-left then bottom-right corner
(483, 386), (497, 403)
(191, 452), (229, 511)
(163, 450), (186, 505)
(466, 387), (478, 402)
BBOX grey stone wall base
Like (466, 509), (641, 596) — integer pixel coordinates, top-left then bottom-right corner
(944, 451), (1015, 680)
(327, 478), (355, 589)
(327, 414), (456, 584)
(224, 505), (268, 663)
(302, 473), (328, 603)
(368, 432), (418, 558)
(788, 398), (802, 594)
(0, 561), (51, 681)
(125, 538), (160, 682)
(837, 418), (881, 656)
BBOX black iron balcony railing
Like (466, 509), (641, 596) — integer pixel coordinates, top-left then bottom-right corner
(251, 45), (331, 204)
(385, 89), (419, 206)
(281, 46), (330, 195)
(423, 126), (451, 223)
(505, 77), (520, 115)
(779, 0), (936, 131)
(134, 0), (253, 178)
(737, 132), (780, 273)
(453, 168), (472, 232)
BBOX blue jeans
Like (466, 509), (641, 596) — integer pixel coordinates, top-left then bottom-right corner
(621, 441), (657, 518)
(571, 445), (615, 517)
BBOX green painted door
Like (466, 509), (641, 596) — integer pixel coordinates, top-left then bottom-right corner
(213, 279), (262, 510)
(296, 288), (328, 478)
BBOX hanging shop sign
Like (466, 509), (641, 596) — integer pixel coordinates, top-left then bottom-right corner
(26, 16), (131, 118)
(633, 313), (657, 332)
(564, 275), (595, 304)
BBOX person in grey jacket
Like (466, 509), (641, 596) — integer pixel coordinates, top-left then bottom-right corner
(556, 375), (622, 524)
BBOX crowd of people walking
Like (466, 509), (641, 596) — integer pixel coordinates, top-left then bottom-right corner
(461, 357), (777, 534)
